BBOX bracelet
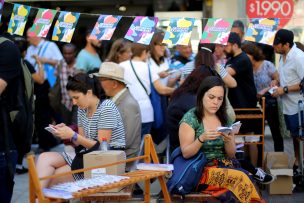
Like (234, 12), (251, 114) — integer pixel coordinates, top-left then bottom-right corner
(71, 132), (78, 142)
(197, 136), (204, 144)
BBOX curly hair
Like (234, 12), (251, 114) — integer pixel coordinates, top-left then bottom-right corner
(242, 41), (265, 61)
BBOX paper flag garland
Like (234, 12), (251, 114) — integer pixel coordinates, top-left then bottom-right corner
(162, 17), (195, 46)
(244, 18), (280, 46)
(28, 8), (57, 38)
(90, 15), (122, 40)
(7, 4), (31, 36)
(124, 16), (158, 45)
(201, 18), (233, 45)
(52, 11), (80, 43)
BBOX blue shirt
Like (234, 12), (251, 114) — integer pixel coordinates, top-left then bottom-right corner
(76, 49), (102, 73)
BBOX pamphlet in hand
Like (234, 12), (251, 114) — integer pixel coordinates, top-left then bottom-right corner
(216, 121), (242, 134)
(268, 86), (278, 94)
(44, 125), (57, 134)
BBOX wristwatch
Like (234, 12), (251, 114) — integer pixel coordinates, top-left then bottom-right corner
(283, 86), (289, 94)
(71, 132), (78, 142)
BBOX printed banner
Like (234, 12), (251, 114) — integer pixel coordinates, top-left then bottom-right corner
(244, 18), (280, 45)
(52, 11), (80, 43)
(0, 0), (4, 22)
(28, 8), (57, 38)
(124, 16), (158, 45)
(90, 15), (122, 40)
(162, 17), (195, 46)
(201, 18), (233, 45)
(7, 4), (31, 36)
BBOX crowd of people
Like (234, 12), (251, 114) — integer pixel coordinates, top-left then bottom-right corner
(1, 19), (304, 202)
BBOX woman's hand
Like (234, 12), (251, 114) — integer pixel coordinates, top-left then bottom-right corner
(199, 131), (221, 142)
(32, 55), (43, 66)
(52, 125), (74, 140)
(270, 79), (279, 87)
(220, 132), (233, 143)
(158, 71), (169, 78)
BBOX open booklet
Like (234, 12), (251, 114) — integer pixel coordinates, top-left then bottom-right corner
(216, 121), (242, 134)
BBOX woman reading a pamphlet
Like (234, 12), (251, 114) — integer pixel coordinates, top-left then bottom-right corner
(179, 76), (265, 203)
(36, 73), (126, 188)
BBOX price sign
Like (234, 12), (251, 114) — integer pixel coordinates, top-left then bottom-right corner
(246, 0), (294, 28)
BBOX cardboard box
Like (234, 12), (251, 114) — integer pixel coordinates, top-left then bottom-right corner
(264, 152), (295, 195)
(83, 150), (126, 192)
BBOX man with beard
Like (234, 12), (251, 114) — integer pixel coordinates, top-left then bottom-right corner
(272, 29), (304, 174)
(76, 30), (102, 73)
(224, 32), (258, 166)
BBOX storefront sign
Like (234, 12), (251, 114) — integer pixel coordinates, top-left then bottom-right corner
(246, 0), (294, 28)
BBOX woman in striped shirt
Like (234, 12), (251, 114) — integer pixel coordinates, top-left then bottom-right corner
(36, 73), (125, 188)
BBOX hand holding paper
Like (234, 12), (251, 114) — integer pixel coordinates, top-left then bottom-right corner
(216, 121), (242, 135)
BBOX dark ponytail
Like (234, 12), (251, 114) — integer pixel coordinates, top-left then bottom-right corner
(67, 73), (105, 100)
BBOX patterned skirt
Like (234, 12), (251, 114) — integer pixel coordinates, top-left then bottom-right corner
(198, 158), (264, 203)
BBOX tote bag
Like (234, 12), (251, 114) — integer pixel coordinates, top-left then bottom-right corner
(148, 66), (164, 129)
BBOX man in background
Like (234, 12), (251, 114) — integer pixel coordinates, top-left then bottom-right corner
(272, 29), (304, 174)
(25, 31), (62, 152)
(0, 35), (22, 203)
(59, 43), (78, 125)
(76, 30), (102, 73)
(224, 32), (258, 166)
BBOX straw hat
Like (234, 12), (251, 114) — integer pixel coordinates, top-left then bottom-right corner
(94, 62), (128, 84)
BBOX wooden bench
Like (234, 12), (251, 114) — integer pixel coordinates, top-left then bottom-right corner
(27, 135), (171, 203)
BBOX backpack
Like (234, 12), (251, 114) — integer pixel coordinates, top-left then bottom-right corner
(166, 147), (207, 198)
(0, 37), (34, 156)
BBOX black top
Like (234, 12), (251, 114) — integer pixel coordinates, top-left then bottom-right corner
(226, 52), (257, 108)
(166, 92), (196, 151)
(0, 38), (22, 151)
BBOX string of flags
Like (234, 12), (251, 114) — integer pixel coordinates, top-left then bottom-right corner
(0, 1), (283, 46)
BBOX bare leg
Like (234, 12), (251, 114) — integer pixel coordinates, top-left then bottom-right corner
(293, 136), (299, 166)
(36, 152), (68, 188)
(49, 165), (74, 187)
(248, 145), (258, 167)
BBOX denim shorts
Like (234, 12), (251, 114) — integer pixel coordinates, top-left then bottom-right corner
(284, 114), (302, 137)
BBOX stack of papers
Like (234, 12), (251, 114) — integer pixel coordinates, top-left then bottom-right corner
(136, 163), (174, 171)
(43, 174), (129, 199)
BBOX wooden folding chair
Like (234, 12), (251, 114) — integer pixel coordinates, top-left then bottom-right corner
(27, 134), (171, 203)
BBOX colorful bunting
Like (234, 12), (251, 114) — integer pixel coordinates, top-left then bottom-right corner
(28, 8), (57, 38)
(52, 11), (80, 43)
(162, 17), (195, 46)
(244, 18), (280, 46)
(1, 2), (291, 47)
(7, 4), (31, 36)
(0, 0), (4, 22)
(124, 16), (158, 45)
(90, 15), (122, 40)
(201, 18), (233, 45)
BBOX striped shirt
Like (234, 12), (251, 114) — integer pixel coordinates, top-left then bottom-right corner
(78, 99), (126, 148)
